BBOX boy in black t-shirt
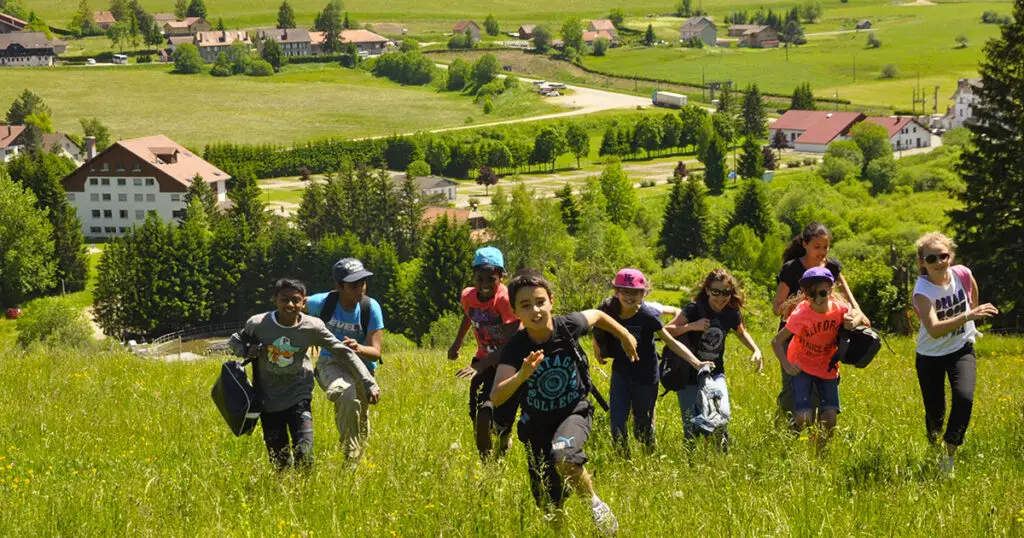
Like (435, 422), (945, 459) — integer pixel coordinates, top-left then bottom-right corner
(490, 270), (639, 535)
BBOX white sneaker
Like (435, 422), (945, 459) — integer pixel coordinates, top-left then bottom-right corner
(938, 455), (955, 476)
(591, 500), (619, 535)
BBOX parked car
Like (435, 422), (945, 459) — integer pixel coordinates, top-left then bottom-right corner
(87, 58), (96, 65)
(5, 307), (22, 320)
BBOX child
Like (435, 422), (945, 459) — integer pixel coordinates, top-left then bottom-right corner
(592, 268), (713, 454)
(911, 232), (997, 474)
(490, 269), (638, 534)
(447, 247), (521, 459)
(306, 258), (385, 459)
(771, 268), (868, 448)
(228, 278), (381, 470)
(666, 269), (763, 441)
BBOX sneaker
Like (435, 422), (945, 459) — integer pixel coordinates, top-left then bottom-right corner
(938, 455), (954, 476)
(591, 500), (619, 536)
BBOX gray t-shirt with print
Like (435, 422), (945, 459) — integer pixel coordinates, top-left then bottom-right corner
(228, 312), (377, 413)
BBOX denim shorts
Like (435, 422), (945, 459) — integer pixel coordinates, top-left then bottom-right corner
(792, 372), (840, 413)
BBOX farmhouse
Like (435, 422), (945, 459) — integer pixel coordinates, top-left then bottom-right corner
(309, 29), (390, 55)
(394, 175), (458, 201)
(93, 11), (117, 30)
(0, 32), (66, 67)
(422, 207), (489, 241)
(518, 24), (536, 40)
(256, 28), (312, 57)
(0, 125), (25, 162)
(679, 16), (718, 47)
(582, 30), (616, 46)
(736, 25), (779, 48)
(945, 77), (981, 129)
(453, 20), (482, 43)
(152, 13), (176, 25)
(164, 17), (210, 37)
(42, 132), (86, 163)
(0, 13), (27, 33)
(768, 110), (866, 153)
(588, 19), (618, 38)
(165, 35), (192, 52)
(727, 24), (762, 37)
(62, 135), (230, 240)
(864, 116), (932, 150)
(195, 30), (252, 63)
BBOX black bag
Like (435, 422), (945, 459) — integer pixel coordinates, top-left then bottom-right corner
(211, 358), (261, 436)
(829, 326), (882, 372)
(592, 296), (621, 359)
(559, 318), (610, 412)
(659, 300), (709, 394)
(318, 293), (379, 363)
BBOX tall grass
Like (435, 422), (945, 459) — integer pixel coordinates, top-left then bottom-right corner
(2, 328), (1022, 535)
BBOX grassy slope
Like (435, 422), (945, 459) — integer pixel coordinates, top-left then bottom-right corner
(0, 63), (557, 147)
(1, 329), (1022, 535)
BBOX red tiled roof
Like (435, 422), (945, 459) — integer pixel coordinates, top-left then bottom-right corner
(93, 11), (116, 24)
(0, 125), (26, 149)
(771, 110), (866, 145)
(864, 116), (919, 137)
(453, 20), (479, 32)
(583, 30), (616, 43)
(340, 29), (389, 43)
(0, 13), (28, 29)
(589, 19), (616, 31)
(114, 135), (230, 186)
(423, 207), (471, 222)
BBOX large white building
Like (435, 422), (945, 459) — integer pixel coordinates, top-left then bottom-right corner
(864, 116), (932, 151)
(947, 78), (981, 129)
(0, 32), (66, 67)
(62, 135), (230, 240)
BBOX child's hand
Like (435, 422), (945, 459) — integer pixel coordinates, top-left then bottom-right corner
(749, 349), (763, 373)
(968, 303), (999, 321)
(447, 343), (461, 361)
(595, 353), (607, 365)
(245, 343), (262, 360)
(688, 318), (711, 332)
(518, 350), (545, 379)
(343, 337), (360, 352)
(696, 360), (715, 370)
(620, 333), (639, 362)
(455, 365), (478, 379)
(367, 385), (381, 405)
(780, 360), (801, 377)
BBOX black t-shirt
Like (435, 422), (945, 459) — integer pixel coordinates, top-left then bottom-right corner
(499, 312), (591, 421)
(596, 304), (664, 384)
(777, 258), (843, 298)
(680, 298), (742, 377)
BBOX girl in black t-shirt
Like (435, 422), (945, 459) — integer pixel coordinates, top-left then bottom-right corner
(666, 269), (763, 441)
(771, 222), (861, 417)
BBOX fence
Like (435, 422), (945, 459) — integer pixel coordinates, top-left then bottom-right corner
(136, 321), (244, 356)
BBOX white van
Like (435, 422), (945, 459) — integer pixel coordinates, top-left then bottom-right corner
(112, 54), (128, 65)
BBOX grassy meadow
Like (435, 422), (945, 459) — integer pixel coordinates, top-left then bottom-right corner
(2, 322), (1024, 536)
(0, 63), (558, 148)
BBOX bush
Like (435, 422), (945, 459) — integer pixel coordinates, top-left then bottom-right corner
(818, 154), (858, 184)
(825, 140), (864, 170)
(802, 157), (817, 166)
(880, 64), (899, 79)
(172, 43), (203, 74)
(248, 59), (275, 76)
(593, 37), (610, 56)
(406, 159), (431, 178)
(475, 80), (505, 100)
(447, 33), (472, 49)
(425, 311), (464, 349)
(981, 10), (1012, 24)
(503, 75), (519, 91)
(941, 127), (972, 148)
(864, 157), (897, 194)
(16, 297), (94, 349)
(866, 32), (881, 48)
(136, 54), (153, 64)
(374, 51), (435, 85)
(482, 97), (494, 114)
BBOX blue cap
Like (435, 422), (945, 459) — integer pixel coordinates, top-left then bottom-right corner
(473, 247), (504, 270)
(799, 267), (835, 284)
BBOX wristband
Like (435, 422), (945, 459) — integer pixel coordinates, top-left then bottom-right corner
(963, 311), (970, 324)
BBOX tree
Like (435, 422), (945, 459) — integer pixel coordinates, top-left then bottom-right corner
(595, 160), (637, 227)
(184, 173), (218, 218)
(314, 0), (343, 52)
(825, 140), (864, 170)
(0, 172), (56, 307)
(227, 168), (266, 233)
(144, 19), (163, 47)
(484, 14), (499, 36)
(782, 19), (805, 46)
(71, 0), (99, 37)
(818, 154), (858, 184)
(172, 43), (203, 74)
(210, 51), (233, 76)
(678, 104), (708, 151)
(261, 38), (287, 71)
(445, 58), (470, 91)
(186, 0), (206, 18)
(608, 8), (626, 28)
(771, 129), (788, 153)
(712, 112), (736, 149)
(717, 84), (735, 114)
(471, 53), (499, 87)
(80, 117), (111, 150)
(6, 89), (49, 126)
(702, 133), (727, 194)
(720, 225), (762, 273)
(406, 159), (431, 179)
(425, 138), (451, 175)
(533, 25), (552, 52)
(644, 23), (656, 46)
(215, 17), (225, 31)
(738, 137), (765, 180)
(951, 0), (1024, 322)
(109, 0), (127, 21)
(593, 37), (609, 56)
(174, 0), (188, 18)
(880, 63), (898, 79)
(561, 17), (584, 53)
(343, 11), (354, 29)
(761, 145), (778, 170)
(633, 115), (664, 159)
(659, 179), (709, 261)
(565, 122), (590, 168)
(532, 126), (566, 172)
(489, 182), (572, 273)
(864, 156), (897, 195)
(277, 0), (295, 28)
(414, 216), (474, 337)
(675, 0), (692, 17)
(866, 32), (881, 48)
(227, 40), (253, 75)
(955, 34), (968, 48)
(555, 183), (581, 235)
(798, 0), (822, 23)
(730, 177), (774, 239)
(599, 126), (620, 157)
(849, 121), (891, 169)
(790, 81), (816, 110)
(476, 166), (499, 194)
(106, 21), (129, 52)
(741, 83), (767, 139)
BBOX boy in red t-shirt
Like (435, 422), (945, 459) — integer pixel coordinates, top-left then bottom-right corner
(771, 267), (869, 447)
(448, 247), (521, 459)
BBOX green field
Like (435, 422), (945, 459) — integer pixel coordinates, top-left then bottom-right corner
(587, 1), (1011, 109)
(0, 63), (557, 148)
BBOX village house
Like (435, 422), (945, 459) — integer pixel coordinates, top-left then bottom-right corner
(151, 13), (176, 26)
(309, 29), (390, 56)
(942, 78), (981, 129)
(518, 24), (536, 40)
(864, 116), (932, 151)
(93, 11), (117, 30)
(452, 20), (482, 42)
(195, 30), (252, 63)
(0, 32), (66, 67)
(256, 28), (312, 57)
(0, 126), (84, 163)
(392, 175), (458, 201)
(422, 207), (490, 241)
(165, 35), (193, 53)
(768, 110), (866, 153)
(856, 19), (872, 30)
(62, 135), (230, 240)
(735, 25), (779, 48)
(41, 132), (86, 163)
(0, 13), (27, 33)
(0, 125), (25, 162)
(679, 16), (718, 47)
(164, 17), (210, 37)
(588, 19), (618, 39)
(582, 30), (616, 46)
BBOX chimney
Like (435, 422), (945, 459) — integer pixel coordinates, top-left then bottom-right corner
(85, 136), (97, 160)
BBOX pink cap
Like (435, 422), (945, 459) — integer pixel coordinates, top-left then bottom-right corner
(613, 268), (648, 290)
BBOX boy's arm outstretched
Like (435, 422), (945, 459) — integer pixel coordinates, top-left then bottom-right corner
(316, 325), (381, 404)
(447, 314), (472, 360)
(581, 309), (639, 362)
(227, 318), (259, 359)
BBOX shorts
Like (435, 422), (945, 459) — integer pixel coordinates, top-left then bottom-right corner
(792, 372), (840, 414)
(469, 363), (518, 434)
(517, 400), (594, 507)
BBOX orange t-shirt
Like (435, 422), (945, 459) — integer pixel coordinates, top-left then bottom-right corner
(460, 284), (517, 360)
(785, 300), (849, 380)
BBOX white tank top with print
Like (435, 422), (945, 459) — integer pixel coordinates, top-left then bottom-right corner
(913, 270), (976, 357)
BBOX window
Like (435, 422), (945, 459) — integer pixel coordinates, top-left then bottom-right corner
(132, 163), (141, 172)
(118, 193), (127, 202)
(146, 194), (155, 202)
(115, 163), (125, 172)
(105, 227), (116, 233)
(172, 209), (186, 219)
(135, 210), (145, 220)
(171, 194), (181, 202)
(119, 210), (128, 219)
(101, 163), (109, 172)
(103, 210), (112, 218)
(134, 178), (142, 186)
(90, 193), (99, 202)
(90, 226), (101, 234)
(134, 194), (144, 202)
(67, 193), (75, 201)
(102, 194), (111, 201)
(91, 210), (101, 218)
(101, 178), (110, 186)
(89, 178), (98, 185)
(145, 178), (155, 187)
(118, 227), (129, 233)
(117, 178), (126, 186)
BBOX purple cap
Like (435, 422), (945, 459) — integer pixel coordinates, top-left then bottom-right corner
(799, 267), (835, 284)
(612, 268), (648, 290)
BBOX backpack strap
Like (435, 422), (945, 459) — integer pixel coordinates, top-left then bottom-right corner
(558, 317), (609, 412)
(319, 291), (340, 325)
(358, 295), (373, 336)
(950, 265), (973, 305)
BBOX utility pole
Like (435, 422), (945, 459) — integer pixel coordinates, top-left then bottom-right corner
(933, 85), (939, 114)
(853, 54), (856, 83)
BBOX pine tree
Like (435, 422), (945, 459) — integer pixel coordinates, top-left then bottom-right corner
(174, 0), (188, 18)
(659, 179), (709, 261)
(170, 199), (212, 327)
(598, 160), (638, 227)
(738, 137), (765, 179)
(790, 81), (816, 110)
(414, 216), (474, 339)
(393, 175), (424, 261)
(741, 83), (767, 139)
(951, 0), (1024, 321)
(599, 126), (620, 157)
(186, 0), (206, 19)
(183, 173), (218, 221)
(644, 23), (656, 46)
(702, 133), (727, 194)
(730, 177), (774, 240)
(277, 0), (296, 28)
(226, 167), (266, 233)
(555, 183), (581, 235)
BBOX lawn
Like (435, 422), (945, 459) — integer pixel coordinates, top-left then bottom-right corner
(0, 63), (558, 148)
(587, 1), (1010, 110)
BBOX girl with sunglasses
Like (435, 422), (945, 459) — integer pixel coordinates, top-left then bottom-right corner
(772, 268), (869, 449)
(667, 269), (763, 441)
(911, 232), (998, 474)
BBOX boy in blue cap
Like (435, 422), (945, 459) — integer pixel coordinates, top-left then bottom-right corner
(448, 247), (521, 459)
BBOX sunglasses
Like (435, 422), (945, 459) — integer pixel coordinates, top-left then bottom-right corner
(708, 288), (734, 297)
(809, 289), (830, 299)
(924, 253), (951, 264)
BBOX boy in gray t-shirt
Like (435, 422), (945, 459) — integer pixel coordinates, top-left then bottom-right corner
(228, 278), (381, 469)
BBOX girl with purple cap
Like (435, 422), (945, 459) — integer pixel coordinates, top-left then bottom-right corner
(771, 267), (869, 449)
(593, 268), (713, 454)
